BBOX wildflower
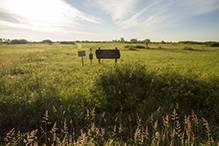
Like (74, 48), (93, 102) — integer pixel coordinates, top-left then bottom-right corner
(3, 101), (6, 103)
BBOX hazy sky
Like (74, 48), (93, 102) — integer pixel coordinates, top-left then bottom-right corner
(0, 0), (219, 42)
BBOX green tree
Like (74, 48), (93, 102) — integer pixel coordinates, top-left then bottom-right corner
(42, 39), (53, 44)
(161, 40), (166, 44)
(130, 38), (137, 43)
(11, 39), (27, 44)
(120, 37), (125, 43)
(144, 39), (150, 48)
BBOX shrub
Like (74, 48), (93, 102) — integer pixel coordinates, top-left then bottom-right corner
(124, 45), (130, 48)
(157, 46), (163, 49)
(135, 45), (145, 49)
(60, 41), (75, 45)
(42, 39), (53, 44)
(179, 41), (203, 45)
(183, 46), (194, 50)
(128, 46), (137, 51)
(92, 63), (219, 126)
(11, 39), (28, 44)
(208, 42), (219, 47)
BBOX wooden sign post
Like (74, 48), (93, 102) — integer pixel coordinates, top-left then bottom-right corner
(78, 51), (86, 66)
(89, 48), (93, 64)
(95, 47), (120, 64)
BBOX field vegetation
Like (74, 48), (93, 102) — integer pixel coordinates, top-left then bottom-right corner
(0, 42), (219, 145)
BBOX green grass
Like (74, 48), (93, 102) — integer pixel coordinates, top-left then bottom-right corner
(0, 43), (219, 145)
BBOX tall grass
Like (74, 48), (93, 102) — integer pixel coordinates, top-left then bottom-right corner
(0, 43), (219, 145)
(2, 108), (218, 145)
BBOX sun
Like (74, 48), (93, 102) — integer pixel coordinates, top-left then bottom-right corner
(3, 0), (68, 28)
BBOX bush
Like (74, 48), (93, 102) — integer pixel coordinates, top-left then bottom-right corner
(208, 42), (219, 47)
(60, 41), (75, 45)
(157, 46), (163, 49)
(183, 46), (194, 50)
(179, 41), (203, 45)
(124, 45), (145, 50)
(11, 39), (27, 44)
(124, 45), (130, 48)
(42, 39), (53, 44)
(135, 45), (145, 49)
(92, 63), (219, 127)
(128, 46), (137, 51)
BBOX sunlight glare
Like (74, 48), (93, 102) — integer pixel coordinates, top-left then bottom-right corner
(3, 0), (79, 30)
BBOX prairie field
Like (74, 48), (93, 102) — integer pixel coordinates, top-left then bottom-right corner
(0, 43), (219, 145)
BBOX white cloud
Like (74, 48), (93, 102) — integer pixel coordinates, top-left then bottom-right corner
(0, 0), (101, 32)
(179, 0), (219, 15)
(91, 0), (140, 21)
(113, 0), (219, 30)
(115, 1), (165, 29)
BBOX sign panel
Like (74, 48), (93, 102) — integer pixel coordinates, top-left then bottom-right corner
(89, 54), (93, 59)
(96, 48), (120, 59)
(78, 51), (86, 57)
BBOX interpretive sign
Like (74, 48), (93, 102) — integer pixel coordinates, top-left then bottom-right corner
(78, 51), (86, 57)
(95, 47), (120, 63)
(89, 48), (93, 64)
(78, 51), (86, 66)
(89, 54), (93, 59)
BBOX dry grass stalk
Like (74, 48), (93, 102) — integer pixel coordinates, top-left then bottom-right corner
(119, 123), (123, 134)
(129, 114), (132, 122)
(162, 115), (169, 127)
(4, 128), (15, 143)
(172, 108), (179, 121)
(175, 120), (182, 137)
(63, 119), (68, 134)
(202, 117), (215, 146)
(153, 120), (158, 131)
(155, 131), (161, 146)
(112, 125), (117, 136)
(42, 110), (51, 125)
(50, 122), (58, 142)
(191, 110), (199, 127)
(85, 108), (90, 120)
(136, 113), (142, 126)
(134, 126), (140, 141)
(2, 108), (218, 145)
(202, 117), (211, 135)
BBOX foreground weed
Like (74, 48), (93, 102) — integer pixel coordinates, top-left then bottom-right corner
(3, 108), (219, 145)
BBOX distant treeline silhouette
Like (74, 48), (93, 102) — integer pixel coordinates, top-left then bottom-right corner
(11, 39), (28, 44)
(179, 41), (219, 47)
(1, 38), (219, 47)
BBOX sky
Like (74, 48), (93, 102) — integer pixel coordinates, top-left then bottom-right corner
(0, 0), (219, 42)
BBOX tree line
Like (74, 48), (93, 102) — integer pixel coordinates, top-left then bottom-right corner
(0, 38), (219, 47)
